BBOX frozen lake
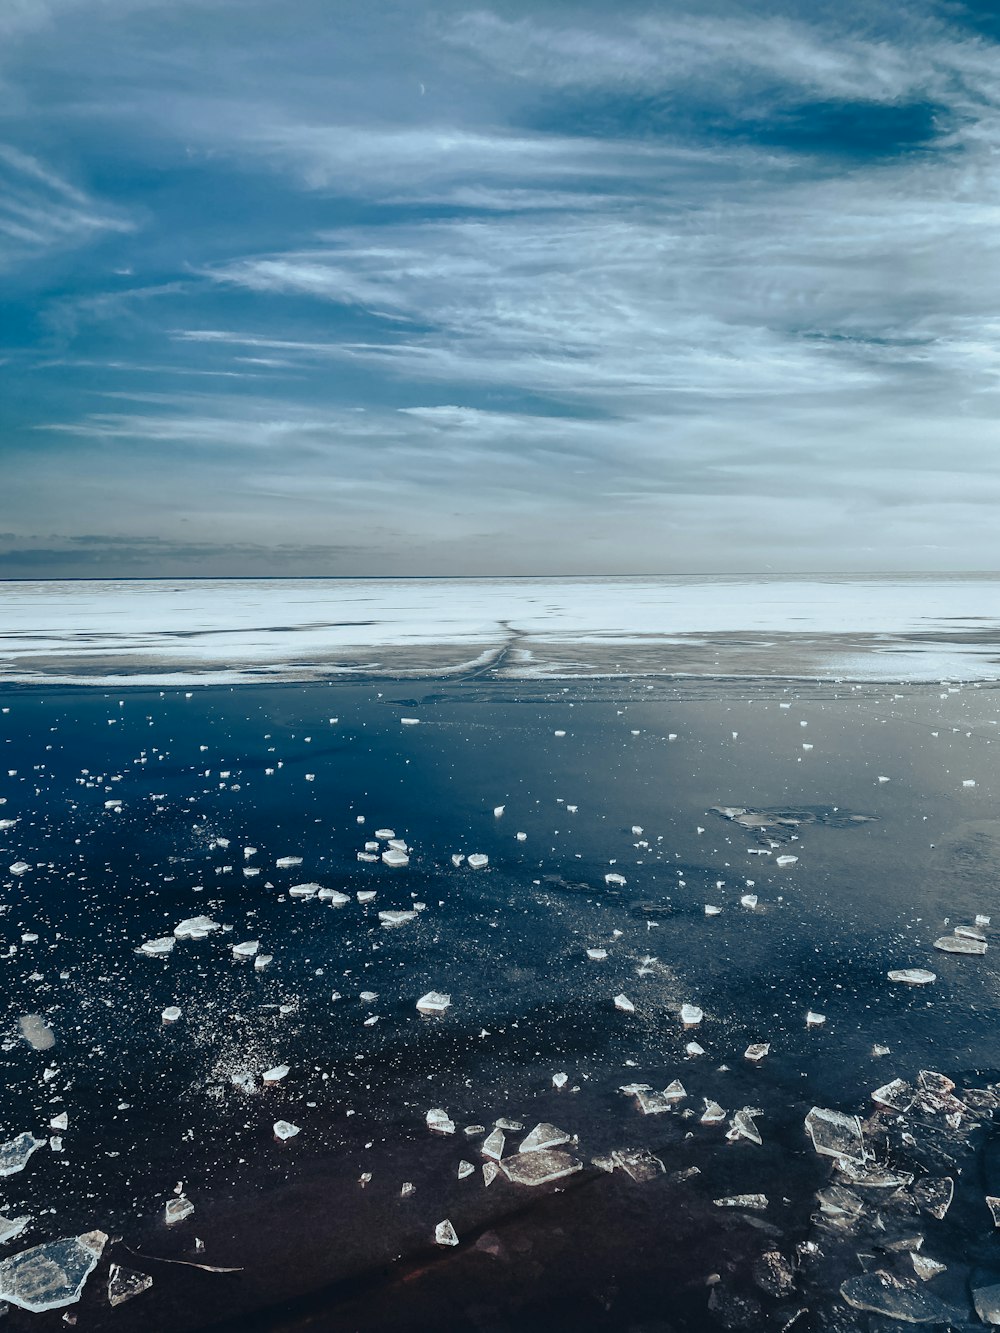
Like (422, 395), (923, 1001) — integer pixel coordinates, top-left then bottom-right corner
(2, 574), (1000, 684)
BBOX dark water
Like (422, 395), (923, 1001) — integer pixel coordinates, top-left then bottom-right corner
(1, 677), (1000, 1330)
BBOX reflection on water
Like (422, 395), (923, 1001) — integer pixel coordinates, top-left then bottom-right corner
(0, 675), (999, 1329)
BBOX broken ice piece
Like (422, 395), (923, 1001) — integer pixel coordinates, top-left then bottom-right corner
(840, 1271), (953, 1324)
(888, 968), (936, 985)
(173, 916), (220, 940)
(0, 1230), (107, 1313)
(493, 805), (505, 817)
(254, 954), (273, 970)
(519, 1123), (571, 1153)
(273, 1121), (300, 1141)
(400, 1182), (416, 1198)
(701, 1100), (726, 1125)
(457, 1160), (474, 1179)
(107, 1264), (152, 1308)
(775, 855), (798, 867)
(416, 992), (451, 1016)
(804, 1106), (867, 1164)
(276, 856), (303, 868)
(552, 1072), (568, 1089)
(744, 1043), (770, 1062)
(705, 904), (722, 916)
(605, 873), (626, 886)
(686, 1041), (706, 1057)
(467, 854), (489, 869)
(161, 1006), (182, 1024)
(611, 1147), (663, 1182)
(714, 1194), (768, 1210)
(501, 1150), (582, 1187)
(9, 863), (30, 876)
(232, 941), (259, 958)
(318, 888), (350, 904)
(288, 883), (319, 898)
(934, 934), (987, 955)
(911, 1253), (946, 1281)
(482, 1161), (499, 1187)
(805, 1011), (826, 1027)
(426, 1108), (456, 1135)
(381, 849), (409, 867)
(481, 1129), (505, 1161)
(18, 1015), (54, 1051)
(740, 895), (758, 909)
(435, 1219), (459, 1247)
(586, 948), (607, 961)
(378, 910), (416, 927)
(262, 1064), (290, 1085)
(164, 1197), (194, 1226)
(0, 1215), (30, 1245)
(871, 1079), (915, 1112)
(49, 1113), (68, 1132)
(914, 1176), (953, 1220)
(614, 994), (635, 1013)
(139, 937), (175, 957)
(728, 1109), (762, 1145)
(0, 1133), (45, 1178)
(680, 1004), (703, 1026)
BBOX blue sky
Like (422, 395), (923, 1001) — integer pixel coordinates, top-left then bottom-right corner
(2, 0), (1000, 576)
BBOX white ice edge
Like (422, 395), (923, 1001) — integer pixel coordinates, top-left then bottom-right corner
(1, 576), (999, 685)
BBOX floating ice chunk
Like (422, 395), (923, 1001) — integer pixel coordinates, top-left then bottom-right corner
(914, 1176), (953, 1220)
(416, 992), (451, 1016)
(356, 853), (378, 863)
(516, 832), (527, 841)
(611, 1147), (663, 1182)
(740, 894), (758, 909)
(273, 1121), (300, 1141)
(840, 1271), (953, 1323)
(107, 1264), (152, 1307)
(911, 1253), (946, 1281)
(877, 776), (890, 784)
(634, 1090), (672, 1115)
(381, 849), (410, 867)
(467, 854), (489, 870)
(705, 904), (722, 916)
(359, 991), (378, 1002)
(605, 873), (627, 886)
(744, 1043), (769, 1062)
(357, 890), (376, 903)
(977, 914), (991, 927)
(663, 1079), (686, 1103)
(0, 1215), (30, 1245)
(0, 1134), (44, 1178)
(806, 1011), (826, 1027)
(318, 888), (350, 904)
(9, 863), (30, 876)
(254, 954), (273, 970)
(728, 1109), (762, 1145)
(450, 854), (465, 867)
(161, 1006), (182, 1024)
(614, 994), (635, 1013)
(400, 1182), (416, 1198)
(501, 1150), (582, 1187)
(0, 1230), (107, 1312)
(701, 1100), (726, 1125)
(276, 856), (303, 868)
(956, 924), (987, 941)
(686, 1041), (705, 1056)
(173, 916), (220, 940)
(554, 730), (566, 737)
(373, 829), (395, 840)
(400, 718), (421, 727)
(165, 1197), (194, 1226)
(934, 933), (987, 955)
(435, 1219), (459, 1247)
(519, 1123), (571, 1154)
(378, 910), (416, 928)
(18, 1015), (54, 1051)
(888, 968), (936, 985)
(288, 883), (319, 898)
(426, 1109), (456, 1136)
(963, 779), (977, 788)
(680, 1004), (703, 1026)
(804, 1107), (867, 1164)
(775, 855), (798, 867)
(714, 1194), (767, 1210)
(493, 805), (505, 817)
(871, 1079), (915, 1112)
(457, 1160), (474, 1179)
(482, 1129), (505, 1161)
(140, 937), (176, 956)
(586, 948), (607, 961)
(262, 1064), (290, 1085)
(987, 1196), (1000, 1227)
(49, 1113), (68, 1132)
(974, 1284), (1000, 1325)
(552, 1072), (568, 1089)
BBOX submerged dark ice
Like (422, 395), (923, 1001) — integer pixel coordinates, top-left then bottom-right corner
(2, 675), (1000, 1331)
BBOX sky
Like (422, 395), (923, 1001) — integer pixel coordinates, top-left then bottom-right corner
(2, 0), (1000, 577)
